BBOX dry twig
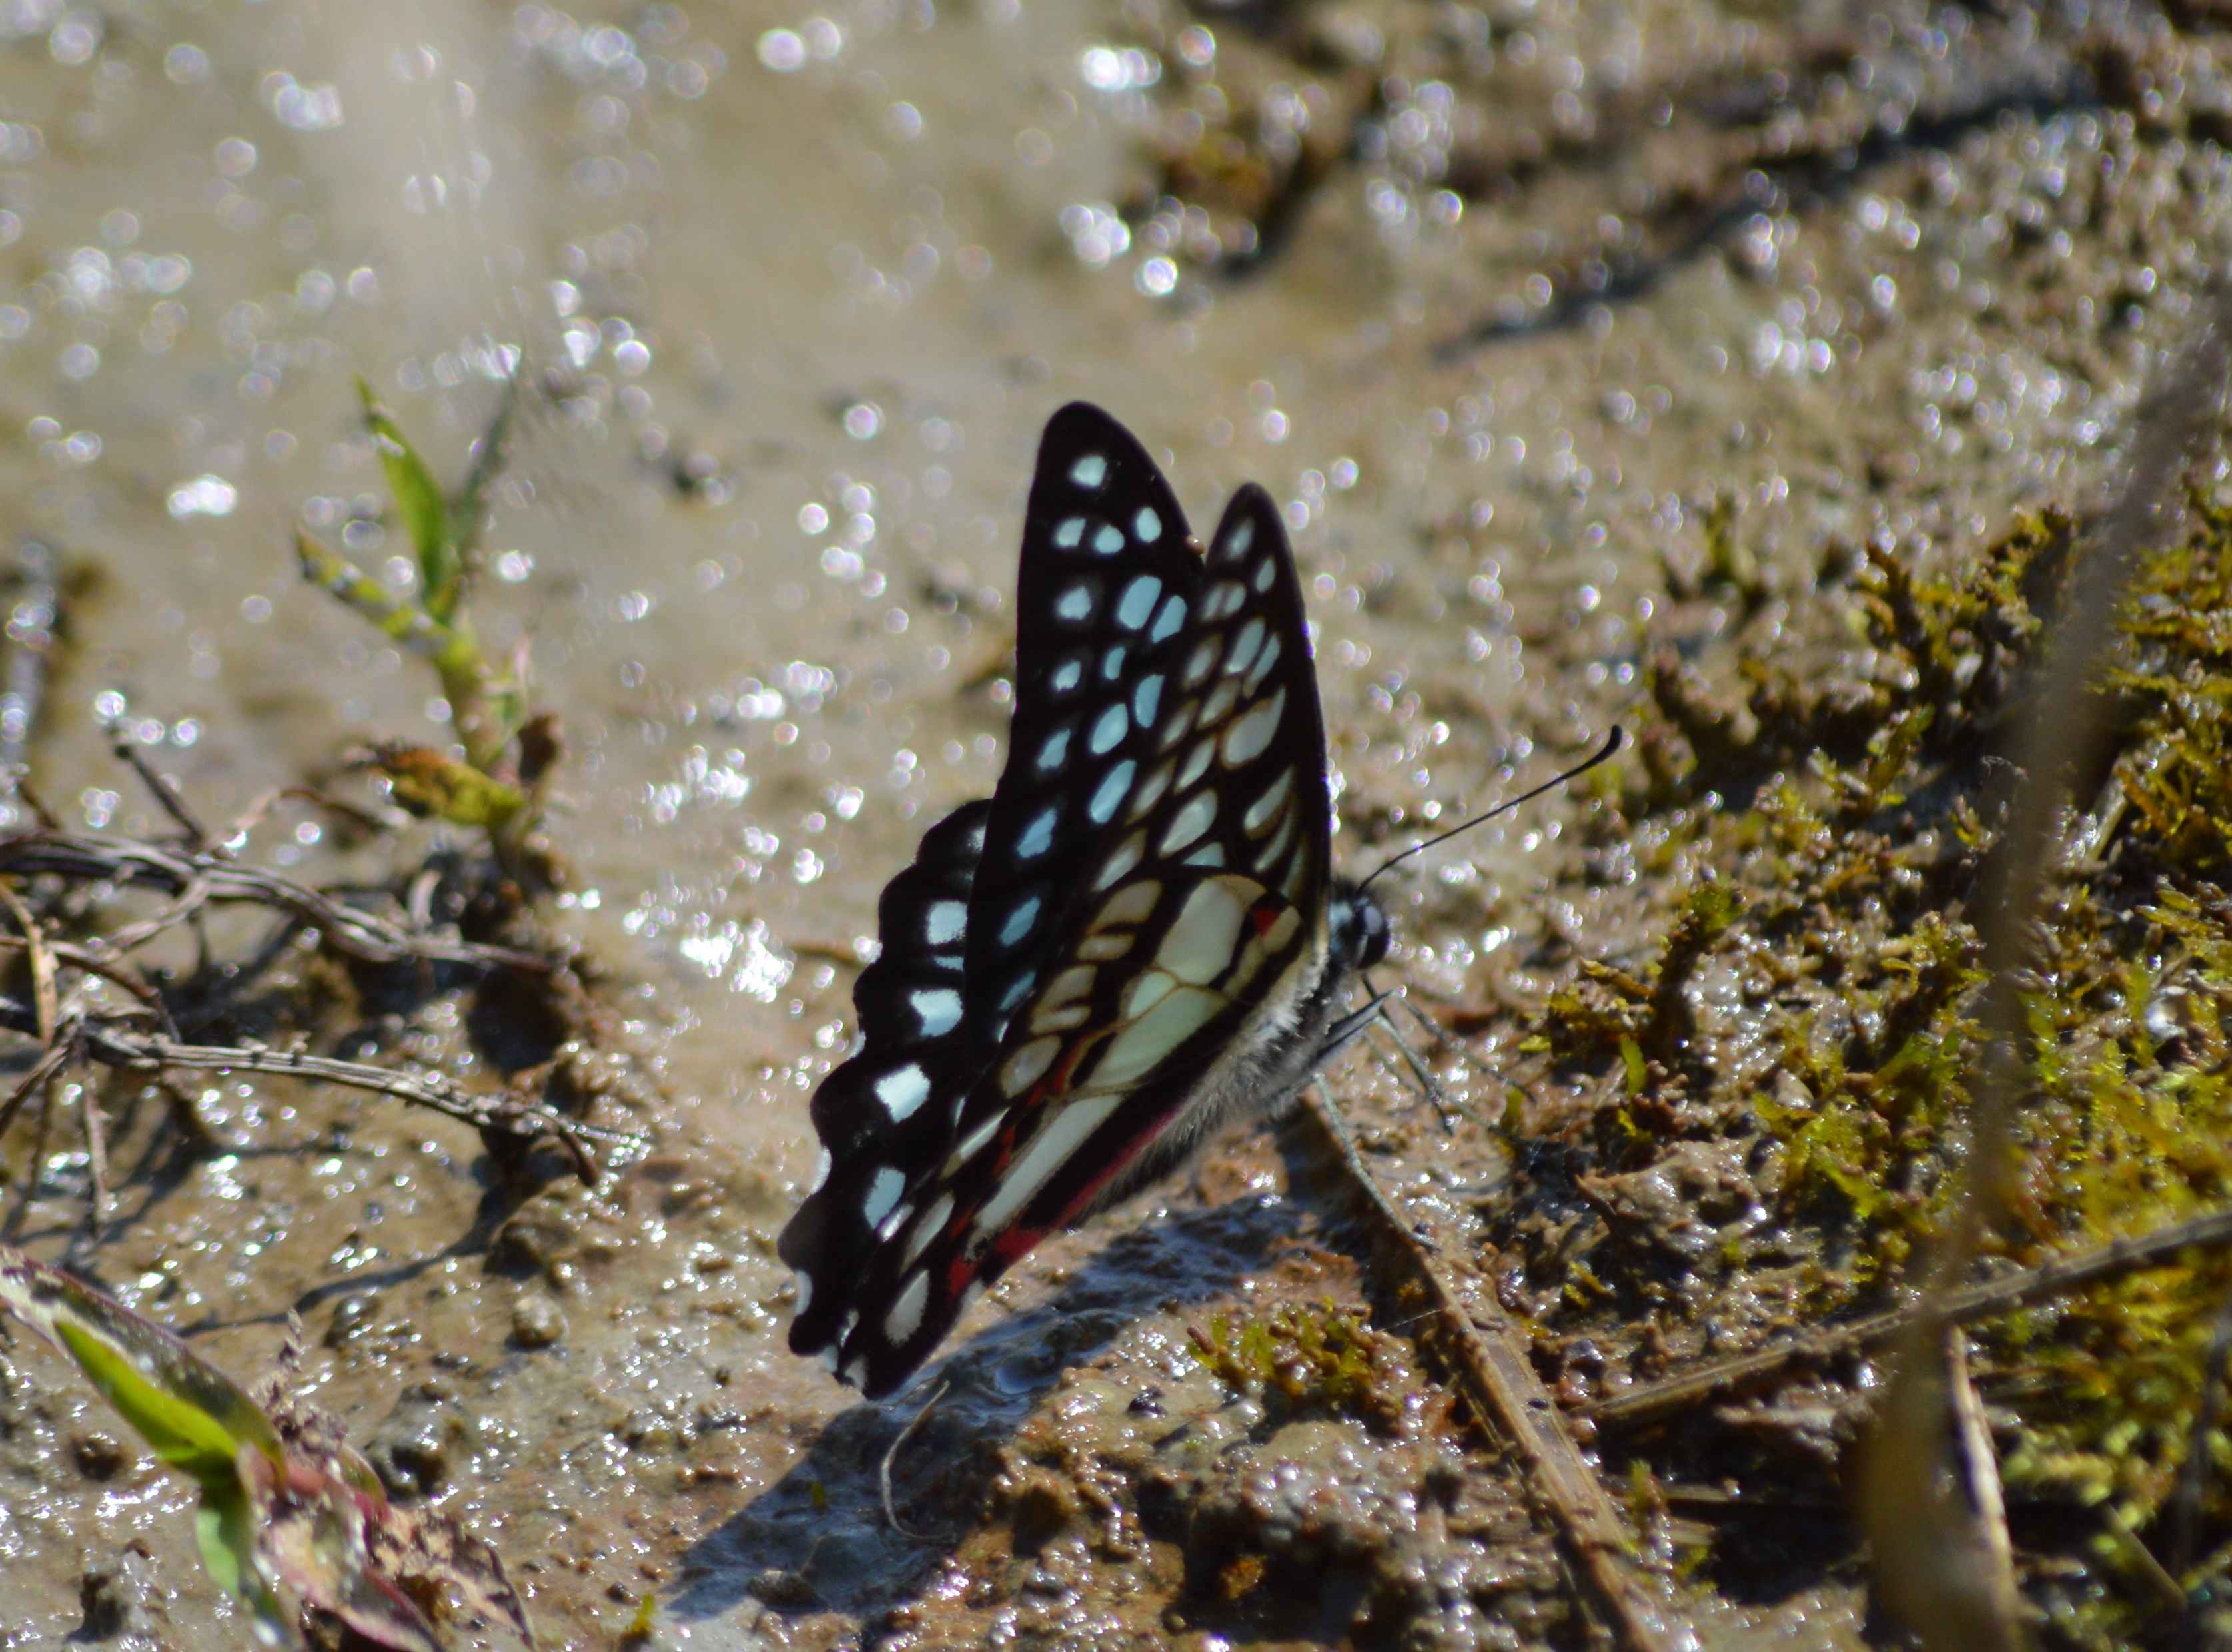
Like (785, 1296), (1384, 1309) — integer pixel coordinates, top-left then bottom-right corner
(1858, 278), (2232, 1650)
(1588, 1205), (2232, 1432)
(0, 993), (634, 1162)
(1297, 1088), (1697, 1652)
(0, 829), (550, 973)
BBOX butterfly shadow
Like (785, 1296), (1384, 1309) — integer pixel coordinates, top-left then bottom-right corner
(666, 1188), (1304, 1627)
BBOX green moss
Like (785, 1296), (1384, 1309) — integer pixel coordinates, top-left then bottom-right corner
(1528, 471), (2232, 1636)
(1187, 1301), (1401, 1426)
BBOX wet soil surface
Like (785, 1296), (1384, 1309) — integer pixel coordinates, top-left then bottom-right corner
(3, 1), (2231, 1647)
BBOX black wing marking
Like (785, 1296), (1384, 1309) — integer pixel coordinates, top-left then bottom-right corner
(778, 799), (997, 1362)
(808, 451), (1351, 1395)
(1082, 479), (1334, 917)
(963, 403), (1209, 1031)
(947, 478), (1333, 1145)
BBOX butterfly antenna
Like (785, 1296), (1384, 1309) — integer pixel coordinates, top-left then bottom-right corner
(1357, 725), (1624, 898)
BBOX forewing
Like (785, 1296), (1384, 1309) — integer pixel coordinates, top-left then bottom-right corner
(778, 800), (997, 1360)
(963, 402), (1209, 1029)
(1079, 480), (1335, 917)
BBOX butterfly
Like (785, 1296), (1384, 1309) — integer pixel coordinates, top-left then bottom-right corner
(778, 401), (1400, 1398)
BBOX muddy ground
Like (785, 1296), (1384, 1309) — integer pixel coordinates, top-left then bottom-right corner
(3, 1), (2232, 1647)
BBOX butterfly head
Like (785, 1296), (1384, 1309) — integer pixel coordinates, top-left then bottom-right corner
(1328, 879), (1391, 973)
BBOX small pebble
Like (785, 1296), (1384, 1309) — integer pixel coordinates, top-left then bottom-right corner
(513, 1292), (568, 1348)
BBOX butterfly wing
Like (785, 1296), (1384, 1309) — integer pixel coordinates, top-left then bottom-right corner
(783, 403), (1197, 1371)
(778, 799), (999, 1360)
(807, 430), (1347, 1394)
(961, 402), (1211, 1032)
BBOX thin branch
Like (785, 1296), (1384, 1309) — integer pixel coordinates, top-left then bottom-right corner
(77, 1026), (633, 1152)
(0, 829), (550, 973)
(76, 1050), (107, 1226)
(105, 723), (211, 849)
(0, 1036), (71, 1140)
(1296, 1088), (1695, 1652)
(0, 992), (640, 1171)
(1588, 1206), (2232, 1432)
(881, 1378), (951, 1540)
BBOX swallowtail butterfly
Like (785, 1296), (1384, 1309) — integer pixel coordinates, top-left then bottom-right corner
(780, 403), (1488, 1396)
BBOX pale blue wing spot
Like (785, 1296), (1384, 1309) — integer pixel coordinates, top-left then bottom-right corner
(1053, 516), (1086, 549)
(998, 969), (1037, 1011)
(1000, 895), (1042, 946)
(1225, 616), (1266, 676)
(1092, 524), (1127, 555)
(1089, 759), (1138, 823)
(1253, 555), (1277, 592)
(1101, 643), (1129, 682)
(1246, 634), (1283, 691)
(1134, 506), (1163, 543)
(1227, 520), (1255, 556)
(1116, 575), (1161, 630)
(1035, 727), (1071, 772)
(1051, 657), (1084, 693)
(1159, 787), (1218, 852)
(1132, 673), (1164, 726)
(1055, 583), (1095, 621)
(1149, 594), (1188, 643)
(925, 899), (966, 945)
(1070, 453), (1107, 488)
(883, 1270), (931, 1344)
(863, 1165), (907, 1228)
(1017, 805), (1058, 858)
(875, 1064), (932, 1121)
(913, 987), (964, 1036)
(1089, 703), (1129, 754)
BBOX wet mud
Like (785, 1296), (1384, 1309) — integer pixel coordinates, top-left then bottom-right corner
(4, 1), (2232, 1647)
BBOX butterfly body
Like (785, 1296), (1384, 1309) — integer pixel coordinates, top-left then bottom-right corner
(780, 403), (1388, 1396)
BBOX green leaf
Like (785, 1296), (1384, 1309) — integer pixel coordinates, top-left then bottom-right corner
(195, 1488), (292, 1643)
(370, 745), (527, 828)
(1, 1250), (282, 1488)
(3, 1245), (534, 1649)
(1, 1247), (294, 1638)
(295, 531), (484, 684)
(1618, 1034), (1648, 1095)
(356, 376), (460, 623)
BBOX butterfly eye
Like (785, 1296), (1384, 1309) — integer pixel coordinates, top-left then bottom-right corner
(1335, 889), (1391, 971)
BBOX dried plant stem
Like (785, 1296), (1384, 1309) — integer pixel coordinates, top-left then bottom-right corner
(1945, 1329), (2023, 1632)
(1298, 1088), (1696, 1652)
(1590, 1204), (2232, 1432)
(0, 829), (550, 973)
(0, 997), (634, 1157)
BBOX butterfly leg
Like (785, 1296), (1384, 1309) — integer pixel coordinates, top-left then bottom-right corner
(1306, 1077), (1436, 1255)
(1363, 994), (1476, 1136)
(1391, 992), (1546, 1127)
